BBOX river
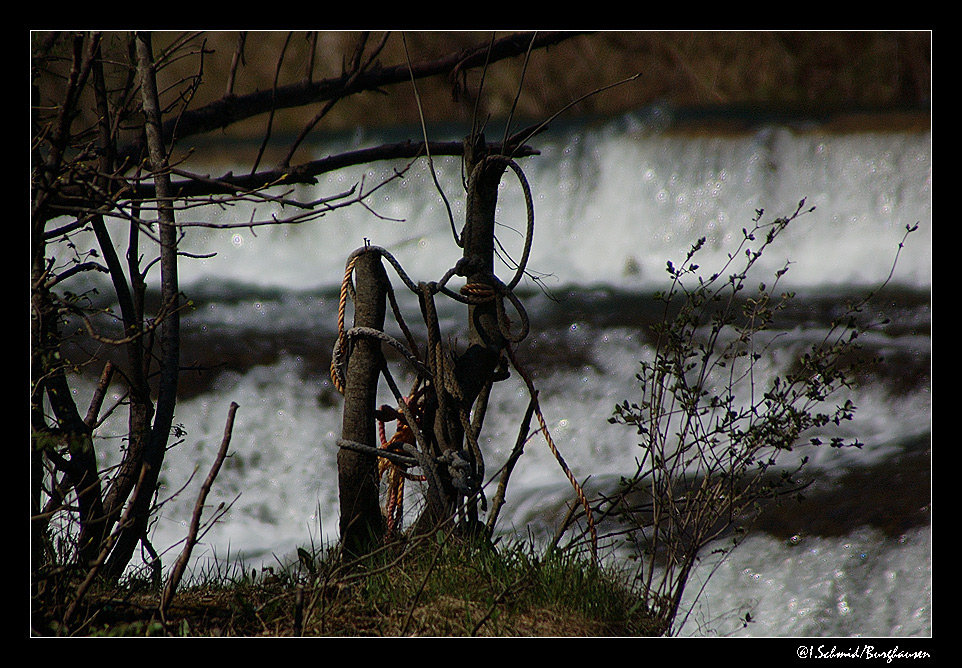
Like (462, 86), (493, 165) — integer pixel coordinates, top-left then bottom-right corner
(59, 108), (931, 636)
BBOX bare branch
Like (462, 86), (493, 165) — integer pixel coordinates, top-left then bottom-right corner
(161, 401), (239, 617)
(250, 31), (293, 175)
(114, 31), (587, 166)
(130, 136), (539, 203)
(225, 31), (246, 96)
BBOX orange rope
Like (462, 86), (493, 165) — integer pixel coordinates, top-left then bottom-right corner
(506, 345), (597, 559)
(331, 254), (359, 394)
(377, 393), (427, 540)
(460, 282), (497, 302)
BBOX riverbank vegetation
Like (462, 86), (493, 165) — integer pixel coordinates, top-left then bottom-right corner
(44, 532), (660, 637)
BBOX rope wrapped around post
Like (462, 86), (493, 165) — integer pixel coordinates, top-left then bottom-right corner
(336, 246), (390, 558)
(329, 144), (595, 557)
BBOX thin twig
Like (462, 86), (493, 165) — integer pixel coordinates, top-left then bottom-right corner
(486, 395), (536, 536)
(401, 32), (459, 246)
(250, 32), (293, 175)
(507, 72), (642, 160)
(225, 31), (246, 96)
(501, 31), (538, 153)
(160, 401), (239, 618)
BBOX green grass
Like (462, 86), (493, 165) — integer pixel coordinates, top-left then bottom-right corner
(36, 532), (661, 637)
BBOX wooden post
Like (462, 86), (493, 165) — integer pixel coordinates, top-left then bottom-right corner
(418, 135), (512, 535)
(458, 136), (509, 415)
(338, 249), (388, 559)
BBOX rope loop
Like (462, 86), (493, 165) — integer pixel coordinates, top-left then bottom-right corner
(330, 151), (574, 545)
(460, 282), (497, 302)
(468, 155), (534, 291)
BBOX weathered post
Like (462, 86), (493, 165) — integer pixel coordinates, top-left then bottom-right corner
(459, 135), (510, 394)
(337, 135), (530, 545)
(338, 248), (389, 559)
(419, 134), (513, 534)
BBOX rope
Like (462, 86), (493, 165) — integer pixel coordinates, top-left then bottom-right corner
(330, 253), (359, 394)
(501, 158), (535, 291)
(337, 438), (419, 468)
(402, 441), (447, 519)
(462, 155), (535, 291)
(370, 245), (420, 294)
(348, 327), (430, 378)
(379, 359), (447, 519)
(386, 276), (421, 367)
(384, 466), (403, 538)
(330, 150), (543, 539)
(454, 274), (530, 343)
(419, 281), (461, 435)
(456, 402), (486, 509)
(330, 246), (428, 395)
(496, 286), (530, 343)
(377, 407), (426, 540)
(440, 449), (475, 496)
(460, 282), (496, 301)
(506, 344), (597, 560)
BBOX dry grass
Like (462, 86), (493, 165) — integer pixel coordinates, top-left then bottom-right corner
(38, 535), (661, 637)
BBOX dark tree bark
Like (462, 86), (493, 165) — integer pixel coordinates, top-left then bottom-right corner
(338, 249), (389, 559)
(102, 32), (182, 580)
(460, 135), (510, 391)
(89, 36), (156, 540)
(402, 134), (517, 538)
(30, 275), (106, 568)
(30, 32), (108, 572)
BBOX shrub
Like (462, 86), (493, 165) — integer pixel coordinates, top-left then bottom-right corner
(601, 201), (917, 635)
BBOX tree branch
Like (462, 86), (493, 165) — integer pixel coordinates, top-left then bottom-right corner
(114, 31), (587, 167)
(161, 402), (238, 617)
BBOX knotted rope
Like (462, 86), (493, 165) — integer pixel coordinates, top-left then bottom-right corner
(331, 155), (593, 555)
(331, 246), (424, 395)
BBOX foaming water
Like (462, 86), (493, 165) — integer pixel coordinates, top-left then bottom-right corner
(58, 115), (931, 296)
(53, 112), (930, 636)
(83, 337), (931, 636)
(676, 527), (931, 637)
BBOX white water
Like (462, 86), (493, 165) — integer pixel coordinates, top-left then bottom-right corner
(60, 113), (931, 636)
(172, 118), (931, 294)
(675, 526), (931, 637)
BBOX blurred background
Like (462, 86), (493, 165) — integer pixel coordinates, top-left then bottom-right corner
(148, 30), (932, 135)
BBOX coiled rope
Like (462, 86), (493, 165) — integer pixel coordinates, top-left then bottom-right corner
(330, 156), (593, 555)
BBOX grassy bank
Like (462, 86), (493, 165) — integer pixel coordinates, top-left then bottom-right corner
(41, 534), (659, 637)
